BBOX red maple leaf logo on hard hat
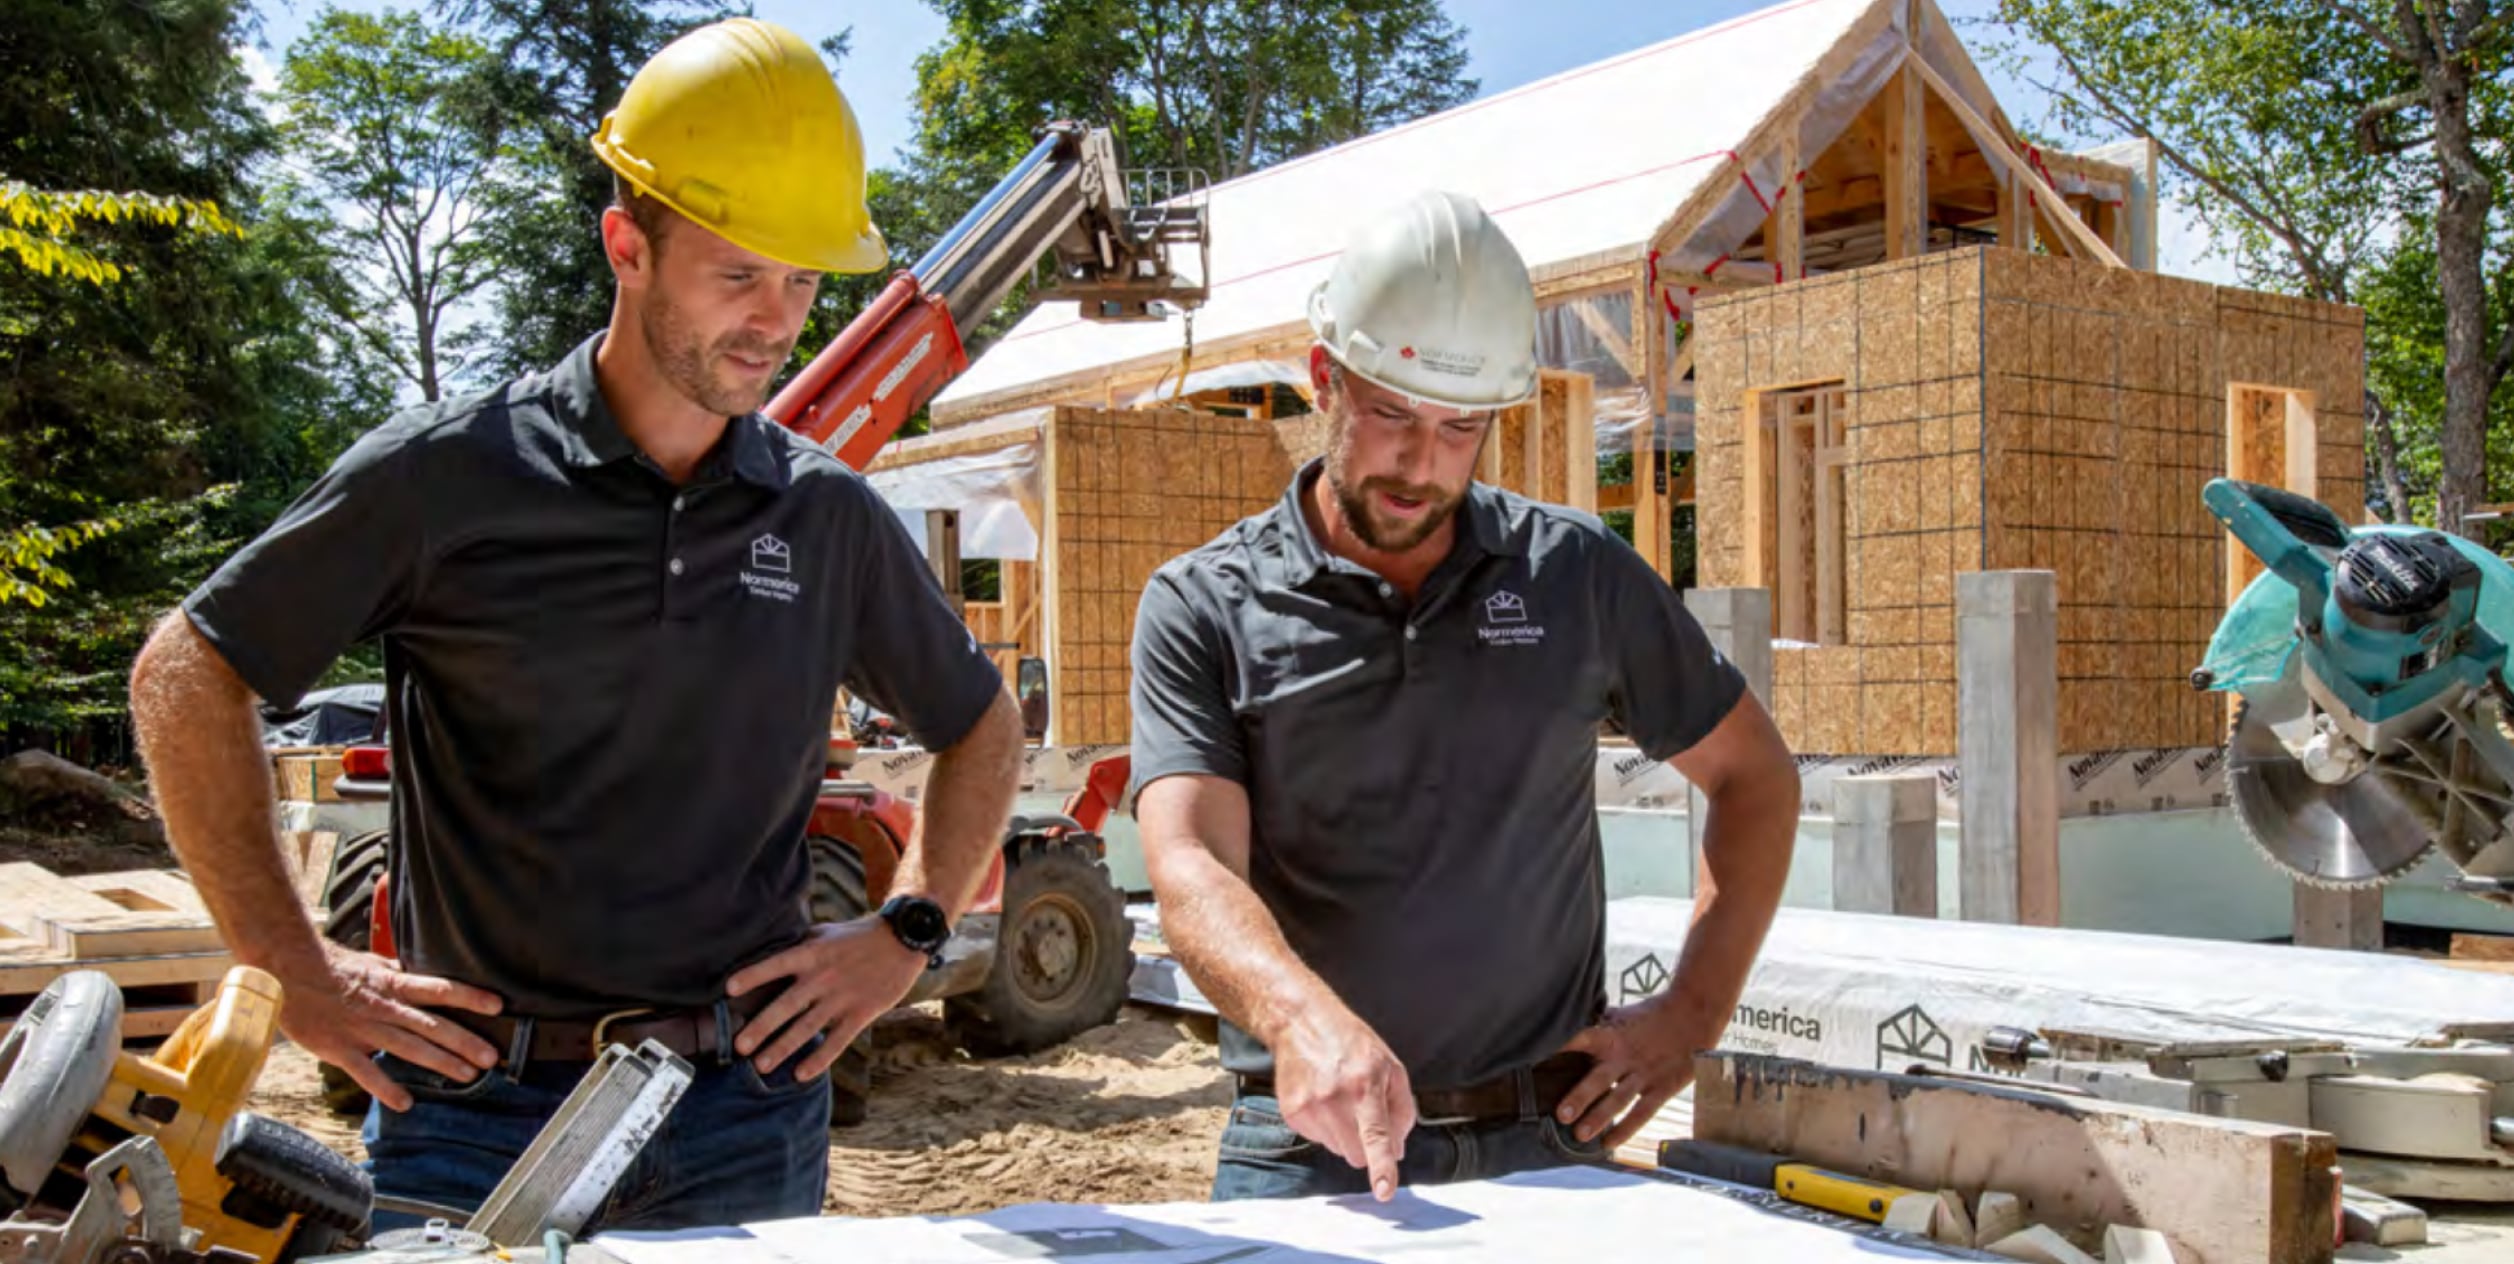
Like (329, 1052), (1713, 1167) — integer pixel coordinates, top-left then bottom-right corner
(1400, 347), (1417, 359)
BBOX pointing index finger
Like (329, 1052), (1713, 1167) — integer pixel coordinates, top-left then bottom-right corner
(1353, 1087), (1400, 1202)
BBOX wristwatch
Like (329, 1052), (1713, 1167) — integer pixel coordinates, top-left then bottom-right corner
(877, 894), (951, 968)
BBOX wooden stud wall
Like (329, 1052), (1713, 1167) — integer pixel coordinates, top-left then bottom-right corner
(1478, 369), (1599, 511)
(963, 559), (1043, 682)
(1695, 245), (2365, 758)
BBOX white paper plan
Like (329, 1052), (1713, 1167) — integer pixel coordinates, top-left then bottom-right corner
(593, 1166), (1957, 1263)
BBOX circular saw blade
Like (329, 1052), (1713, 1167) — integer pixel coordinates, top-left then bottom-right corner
(2227, 691), (2435, 888)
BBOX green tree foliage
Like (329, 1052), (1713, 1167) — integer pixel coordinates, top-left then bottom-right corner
(1985, 0), (2513, 532)
(875, 0), (1476, 378)
(443, 0), (731, 377)
(279, 7), (498, 402)
(914, 0), (1476, 182)
(0, 0), (385, 748)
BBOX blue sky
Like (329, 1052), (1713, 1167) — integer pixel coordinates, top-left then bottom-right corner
(242, 0), (2232, 276)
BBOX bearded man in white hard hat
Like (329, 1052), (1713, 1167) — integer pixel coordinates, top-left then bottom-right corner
(1129, 190), (1799, 1201)
(130, 19), (1023, 1231)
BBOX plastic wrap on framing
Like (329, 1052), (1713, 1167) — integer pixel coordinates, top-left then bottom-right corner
(1656, 8), (1911, 283)
(1125, 357), (1309, 408)
(1912, 18), (2126, 219)
(1534, 287), (1663, 458)
(868, 442), (1043, 561)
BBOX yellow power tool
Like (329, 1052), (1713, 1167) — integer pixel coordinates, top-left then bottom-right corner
(0, 966), (370, 1261)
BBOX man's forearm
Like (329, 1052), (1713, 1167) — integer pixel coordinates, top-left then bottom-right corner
(1660, 774), (1798, 1035)
(893, 691), (1024, 917)
(129, 613), (331, 983)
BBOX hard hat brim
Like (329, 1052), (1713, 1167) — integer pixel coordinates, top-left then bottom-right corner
(597, 147), (891, 275)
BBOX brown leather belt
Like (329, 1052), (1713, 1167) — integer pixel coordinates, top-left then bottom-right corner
(1235, 1052), (1597, 1124)
(447, 987), (781, 1071)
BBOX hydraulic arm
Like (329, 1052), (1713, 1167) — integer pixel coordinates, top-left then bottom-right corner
(764, 123), (1207, 468)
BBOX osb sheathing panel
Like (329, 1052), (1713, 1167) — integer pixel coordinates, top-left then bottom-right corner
(1048, 406), (1298, 746)
(1706, 251), (1988, 757)
(1703, 246), (2364, 757)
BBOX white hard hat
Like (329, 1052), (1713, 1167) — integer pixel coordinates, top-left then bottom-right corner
(1307, 190), (1539, 411)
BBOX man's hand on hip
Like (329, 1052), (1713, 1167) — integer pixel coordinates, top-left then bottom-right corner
(727, 918), (924, 1079)
(1552, 995), (1717, 1151)
(279, 943), (505, 1114)
(1272, 1008), (1416, 1202)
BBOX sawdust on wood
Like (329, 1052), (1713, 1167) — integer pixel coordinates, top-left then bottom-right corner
(246, 1005), (1233, 1216)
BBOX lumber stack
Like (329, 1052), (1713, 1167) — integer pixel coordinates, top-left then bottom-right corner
(0, 861), (237, 1040)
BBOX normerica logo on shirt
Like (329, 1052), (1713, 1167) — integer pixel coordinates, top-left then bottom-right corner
(742, 533), (803, 603)
(1477, 589), (1544, 646)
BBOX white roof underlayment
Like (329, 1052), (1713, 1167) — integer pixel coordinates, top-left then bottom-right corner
(936, 0), (1929, 418)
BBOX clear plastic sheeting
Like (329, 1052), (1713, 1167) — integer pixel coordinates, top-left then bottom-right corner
(1654, 5), (1911, 285)
(1125, 357), (1308, 408)
(867, 443), (1043, 561)
(1537, 289), (1641, 391)
(1537, 288), (1668, 459)
(1594, 388), (1676, 455)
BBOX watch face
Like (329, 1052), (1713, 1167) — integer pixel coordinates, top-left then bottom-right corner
(889, 897), (948, 949)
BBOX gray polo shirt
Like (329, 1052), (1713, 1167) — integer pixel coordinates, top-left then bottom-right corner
(183, 335), (1003, 1017)
(1129, 460), (1746, 1089)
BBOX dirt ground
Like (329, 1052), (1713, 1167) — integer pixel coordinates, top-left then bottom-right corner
(247, 1003), (1235, 1217)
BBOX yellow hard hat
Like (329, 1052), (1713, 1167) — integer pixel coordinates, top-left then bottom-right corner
(591, 18), (887, 274)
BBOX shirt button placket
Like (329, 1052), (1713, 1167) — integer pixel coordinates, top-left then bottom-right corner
(662, 491), (686, 618)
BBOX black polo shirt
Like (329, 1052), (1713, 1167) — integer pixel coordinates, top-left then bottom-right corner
(183, 335), (1003, 1017)
(1129, 460), (1746, 1088)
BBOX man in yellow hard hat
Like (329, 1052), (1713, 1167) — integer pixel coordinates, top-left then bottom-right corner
(130, 19), (1022, 1230)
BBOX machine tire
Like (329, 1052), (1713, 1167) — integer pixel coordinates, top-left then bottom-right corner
(945, 834), (1134, 1058)
(315, 829), (391, 1118)
(804, 834), (876, 1128)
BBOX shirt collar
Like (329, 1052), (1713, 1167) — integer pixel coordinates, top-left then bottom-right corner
(548, 332), (790, 491)
(1263, 458), (1526, 589)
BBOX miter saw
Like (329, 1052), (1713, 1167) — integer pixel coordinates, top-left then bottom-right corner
(2196, 478), (2514, 903)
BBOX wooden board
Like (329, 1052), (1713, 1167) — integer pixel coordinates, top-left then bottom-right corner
(0, 998), (208, 1042)
(1693, 1054), (2338, 1264)
(272, 751), (348, 804)
(0, 864), (222, 959)
(2451, 933), (2514, 963)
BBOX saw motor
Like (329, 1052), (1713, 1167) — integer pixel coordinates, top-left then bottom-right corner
(2197, 479), (2514, 903)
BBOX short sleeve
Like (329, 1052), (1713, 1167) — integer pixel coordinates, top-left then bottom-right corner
(1598, 531), (1748, 760)
(837, 482), (1004, 751)
(1127, 568), (1246, 800)
(180, 423), (427, 708)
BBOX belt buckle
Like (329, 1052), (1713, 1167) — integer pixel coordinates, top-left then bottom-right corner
(589, 1006), (657, 1059)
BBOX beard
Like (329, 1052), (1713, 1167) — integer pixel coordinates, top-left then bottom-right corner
(1322, 411), (1468, 553)
(639, 289), (791, 417)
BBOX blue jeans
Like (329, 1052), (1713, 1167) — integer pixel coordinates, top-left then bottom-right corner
(1210, 1092), (1606, 1201)
(360, 1021), (830, 1234)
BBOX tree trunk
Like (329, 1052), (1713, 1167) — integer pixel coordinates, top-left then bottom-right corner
(2367, 391), (2413, 523)
(2424, 43), (2493, 538)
